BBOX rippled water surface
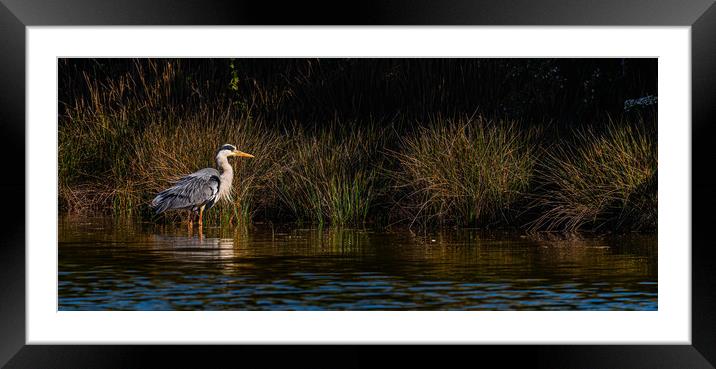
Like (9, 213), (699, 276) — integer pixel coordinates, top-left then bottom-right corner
(59, 217), (657, 310)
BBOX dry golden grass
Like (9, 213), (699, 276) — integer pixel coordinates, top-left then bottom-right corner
(388, 116), (537, 228)
(528, 119), (657, 233)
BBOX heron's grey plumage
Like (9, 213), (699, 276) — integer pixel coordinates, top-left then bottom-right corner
(151, 168), (221, 214)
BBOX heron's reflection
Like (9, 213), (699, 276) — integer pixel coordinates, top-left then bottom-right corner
(148, 226), (252, 264)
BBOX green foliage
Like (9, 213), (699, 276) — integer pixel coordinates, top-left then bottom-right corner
(273, 125), (384, 226)
(229, 59), (240, 92)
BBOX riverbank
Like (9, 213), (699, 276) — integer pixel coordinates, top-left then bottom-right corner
(59, 114), (656, 233)
(59, 59), (657, 233)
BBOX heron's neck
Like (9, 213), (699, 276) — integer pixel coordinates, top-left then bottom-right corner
(216, 155), (234, 202)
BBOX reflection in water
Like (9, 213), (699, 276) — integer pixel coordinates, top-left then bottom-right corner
(58, 216), (657, 311)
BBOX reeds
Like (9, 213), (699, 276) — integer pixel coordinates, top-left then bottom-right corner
(528, 118), (657, 233)
(273, 124), (385, 226)
(389, 117), (537, 228)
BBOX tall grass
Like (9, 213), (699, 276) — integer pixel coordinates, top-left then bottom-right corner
(389, 117), (537, 228)
(273, 124), (385, 226)
(528, 118), (657, 233)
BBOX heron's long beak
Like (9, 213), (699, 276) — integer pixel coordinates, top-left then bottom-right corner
(232, 150), (254, 158)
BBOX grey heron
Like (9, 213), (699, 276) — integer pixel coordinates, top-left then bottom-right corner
(151, 144), (254, 227)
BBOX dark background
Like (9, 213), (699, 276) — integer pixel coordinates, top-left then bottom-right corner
(59, 58), (657, 129)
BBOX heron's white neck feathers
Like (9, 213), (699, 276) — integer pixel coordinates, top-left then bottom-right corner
(216, 154), (234, 202)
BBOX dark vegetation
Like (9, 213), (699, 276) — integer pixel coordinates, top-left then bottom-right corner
(58, 58), (657, 233)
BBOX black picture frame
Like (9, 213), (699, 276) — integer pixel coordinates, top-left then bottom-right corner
(2, 0), (715, 367)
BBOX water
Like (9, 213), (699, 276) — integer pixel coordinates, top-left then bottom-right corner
(58, 216), (657, 310)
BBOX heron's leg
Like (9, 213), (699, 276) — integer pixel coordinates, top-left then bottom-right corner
(199, 206), (204, 228)
(187, 210), (193, 231)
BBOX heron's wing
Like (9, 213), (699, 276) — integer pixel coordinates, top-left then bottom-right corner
(151, 168), (221, 213)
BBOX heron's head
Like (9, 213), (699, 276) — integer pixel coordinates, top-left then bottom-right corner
(216, 144), (254, 160)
